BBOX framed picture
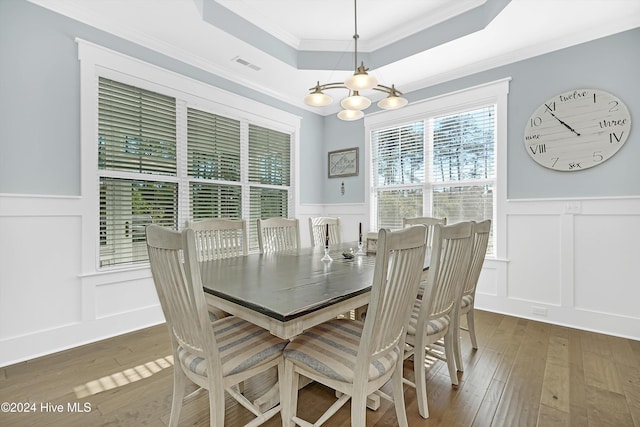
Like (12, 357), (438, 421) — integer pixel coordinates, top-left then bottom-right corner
(328, 147), (359, 178)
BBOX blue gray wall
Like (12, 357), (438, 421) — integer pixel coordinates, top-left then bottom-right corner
(321, 28), (640, 203)
(0, 0), (324, 203)
(1, 0), (638, 203)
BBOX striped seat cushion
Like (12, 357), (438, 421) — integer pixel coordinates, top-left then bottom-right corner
(406, 300), (451, 337)
(284, 319), (400, 383)
(460, 294), (474, 310)
(177, 316), (286, 377)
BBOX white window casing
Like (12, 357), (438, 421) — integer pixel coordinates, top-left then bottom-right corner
(365, 78), (510, 258)
(78, 39), (300, 272)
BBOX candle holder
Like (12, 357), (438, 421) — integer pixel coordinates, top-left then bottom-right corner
(321, 246), (333, 262)
(356, 222), (364, 256)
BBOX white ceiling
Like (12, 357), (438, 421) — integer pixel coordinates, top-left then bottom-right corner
(216, 0), (486, 51)
(28, 0), (640, 115)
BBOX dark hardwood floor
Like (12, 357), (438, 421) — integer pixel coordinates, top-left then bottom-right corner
(1, 310), (638, 426)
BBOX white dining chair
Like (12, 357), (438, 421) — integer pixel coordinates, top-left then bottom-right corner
(146, 224), (287, 427)
(454, 219), (491, 372)
(280, 225), (428, 427)
(187, 218), (248, 320)
(403, 221), (473, 419)
(257, 217), (300, 253)
(308, 216), (341, 247)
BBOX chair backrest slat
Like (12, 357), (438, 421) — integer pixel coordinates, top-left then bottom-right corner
(463, 220), (491, 297)
(419, 222), (473, 324)
(308, 216), (342, 247)
(257, 218), (300, 253)
(403, 216), (446, 247)
(188, 218), (248, 261)
(356, 226), (428, 380)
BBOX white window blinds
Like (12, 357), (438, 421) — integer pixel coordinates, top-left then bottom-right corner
(431, 106), (495, 232)
(371, 105), (496, 254)
(187, 108), (240, 181)
(98, 78), (178, 267)
(372, 122), (425, 229)
(372, 122), (425, 187)
(248, 124), (291, 186)
(98, 78), (176, 175)
(187, 108), (242, 220)
(247, 124), (291, 249)
(97, 79), (294, 267)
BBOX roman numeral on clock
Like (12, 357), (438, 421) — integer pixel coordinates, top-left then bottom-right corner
(529, 144), (546, 155)
(610, 132), (624, 143)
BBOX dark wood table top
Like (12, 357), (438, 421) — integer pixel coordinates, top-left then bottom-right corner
(200, 243), (376, 322)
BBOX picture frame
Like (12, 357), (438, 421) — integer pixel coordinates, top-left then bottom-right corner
(328, 147), (359, 178)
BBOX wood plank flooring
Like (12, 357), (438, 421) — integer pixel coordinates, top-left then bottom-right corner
(1, 310), (638, 426)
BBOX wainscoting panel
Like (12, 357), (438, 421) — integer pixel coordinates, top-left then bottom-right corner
(499, 197), (640, 340)
(574, 214), (639, 318)
(0, 194), (164, 367)
(0, 214), (82, 339)
(476, 259), (499, 296)
(95, 278), (159, 320)
(506, 214), (562, 305)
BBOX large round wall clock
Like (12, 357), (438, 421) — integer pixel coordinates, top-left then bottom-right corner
(524, 88), (631, 171)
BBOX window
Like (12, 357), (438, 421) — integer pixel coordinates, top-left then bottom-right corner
(367, 80), (509, 256)
(79, 40), (300, 271)
(371, 122), (425, 230)
(188, 108), (242, 221)
(431, 106), (495, 228)
(247, 124), (292, 249)
(98, 78), (178, 267)
(97, 79), (292, 268)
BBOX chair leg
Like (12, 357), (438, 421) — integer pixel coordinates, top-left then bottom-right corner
(208, 386), (226, 427)
(280, 359), (299, 427)
(350, 388), (368, 427)
(168, 366), (187, 427)
(391, 361), (409, 427)
(454, 314), (464, 373)
(444, 329), (459, 386)
(414, 341), (430, 419)
(467, 306), (478, 349)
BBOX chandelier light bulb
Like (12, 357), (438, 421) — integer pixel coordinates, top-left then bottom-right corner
(337, 109), (364, 121)
(344, 63), (378, 91)
(377, 85), (408, 110)
(304, 83), (333, 107)
(340, 91), (371, 110)
(377, 94), (408, 110)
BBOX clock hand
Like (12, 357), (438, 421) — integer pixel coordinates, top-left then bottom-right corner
(547, 111), (581, 136)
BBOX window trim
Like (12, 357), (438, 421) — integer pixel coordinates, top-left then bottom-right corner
(78, 39), (301, 273)
(364, 78), (510, 259)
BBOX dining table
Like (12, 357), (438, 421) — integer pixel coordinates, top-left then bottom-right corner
(200, 242), (379, 410)
(199, 238), (429, 411)
(200, 242), (376, 340)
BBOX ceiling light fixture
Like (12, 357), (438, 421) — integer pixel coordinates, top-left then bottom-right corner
(303, 0), (408, 121)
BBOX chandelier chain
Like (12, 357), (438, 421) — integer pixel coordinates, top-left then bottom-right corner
(353, 0), (359, 71)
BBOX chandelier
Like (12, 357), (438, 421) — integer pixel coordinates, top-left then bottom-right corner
(303, 0), (408, 121)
